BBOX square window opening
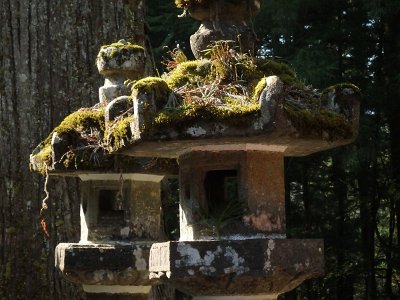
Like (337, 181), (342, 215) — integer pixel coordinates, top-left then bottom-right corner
(204, 170), (243, 222)
(98, 189), (125, 225)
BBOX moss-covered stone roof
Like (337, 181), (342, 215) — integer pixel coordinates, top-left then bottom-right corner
(30, 44), (361, 174)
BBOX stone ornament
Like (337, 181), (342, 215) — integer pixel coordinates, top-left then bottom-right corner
(96, 39), (145, 103)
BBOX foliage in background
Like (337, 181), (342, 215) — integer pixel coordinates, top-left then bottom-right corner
(148, 0), (399, 298)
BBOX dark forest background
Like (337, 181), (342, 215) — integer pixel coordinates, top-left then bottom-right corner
(0, 0), (399, 299)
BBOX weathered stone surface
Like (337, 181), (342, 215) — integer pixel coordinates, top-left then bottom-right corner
(99, 77), (131, 104)
(187, 0), (261, 58)
(190, 20), (256, 59)
(259, 76), (284, 127)
(96, 41), (145, 77)
(105, 96), (132, 122)
(55, 242), (152, 286)
(51, 132), (71, 170)
(149, 239), (324, 297)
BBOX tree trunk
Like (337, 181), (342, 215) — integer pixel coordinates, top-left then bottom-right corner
(0, 1), (149, 299)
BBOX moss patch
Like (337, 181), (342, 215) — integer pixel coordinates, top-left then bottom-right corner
(106, 116), (135, 151)
(132, 77), (171, 103)
(32, 108), (107, 172)
(98, 41), (144, 60)
(251, 77), (267, 103)
(143, 102), (259, 136)
(51, 110), (105, 140)
(255, 59), (304, 89)
(284, 107), (353, 139)
(166, 60), (211, 89)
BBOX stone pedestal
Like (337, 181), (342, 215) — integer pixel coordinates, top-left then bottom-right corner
(187, 0), (261, 59)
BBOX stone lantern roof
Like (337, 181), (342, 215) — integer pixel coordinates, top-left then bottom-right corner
(29, 44), (360, 175)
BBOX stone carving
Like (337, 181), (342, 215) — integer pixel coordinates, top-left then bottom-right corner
(96, 39), (145, 103)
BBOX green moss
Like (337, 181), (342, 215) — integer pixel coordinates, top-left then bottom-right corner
(37, 145), (52, 165)
(97, 41), (144, 68)
(251, 77), (267, 103)
(166, 60), (211, 89)
(256, 59), (304, 89)
(108, 116), (135, 150)
(98, 41), (144, 59)
(51, 110), (105, 139)
(147, 102), (259, 135)
(32, 109), (106, 171)
(284, 106), (353, 139)
(132, 77), (171, 101)
(32, 144), (52, 175)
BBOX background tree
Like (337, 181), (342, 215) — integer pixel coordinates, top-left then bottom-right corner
(0, 1), (148, 299)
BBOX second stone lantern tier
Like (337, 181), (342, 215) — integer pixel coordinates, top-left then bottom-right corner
(149, 146), (324, 299)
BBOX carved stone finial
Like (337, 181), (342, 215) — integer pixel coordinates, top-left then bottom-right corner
(96, 41), (145, 103)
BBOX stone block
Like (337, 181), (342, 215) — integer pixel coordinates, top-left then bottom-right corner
(149, 239), (324, 297)
(55, 242), (152, 286)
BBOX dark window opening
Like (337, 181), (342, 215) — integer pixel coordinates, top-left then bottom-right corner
(98, 189), (125, 225)
(161, 178), (180, 240)
(204, 170), (242, 222)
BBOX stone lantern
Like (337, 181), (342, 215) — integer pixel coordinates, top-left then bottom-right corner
(29, 7), (361, 298)
(30, 41), (177, 300)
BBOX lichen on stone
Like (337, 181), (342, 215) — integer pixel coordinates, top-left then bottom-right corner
(98, 41), (144, 60)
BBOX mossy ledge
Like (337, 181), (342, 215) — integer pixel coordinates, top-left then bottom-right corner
(32, 109), (108, 174)
(284, 107), (354, 139)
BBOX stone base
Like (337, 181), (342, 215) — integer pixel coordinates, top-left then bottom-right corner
(149, 239), (324, 297)
(55, 242), (153, 286)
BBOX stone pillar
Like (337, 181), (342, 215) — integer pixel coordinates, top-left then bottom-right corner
(187, 0), (261, 59)
(241, 150), (286, 234)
